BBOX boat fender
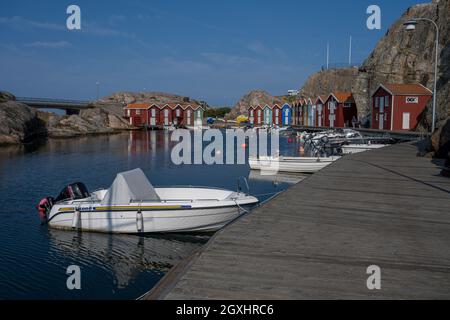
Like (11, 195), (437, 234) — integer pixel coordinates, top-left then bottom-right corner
(72, 209), (81, 230)
(136, 211), (144, 233)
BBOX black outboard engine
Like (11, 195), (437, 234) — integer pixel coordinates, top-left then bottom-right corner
(54, 182), (90, 203)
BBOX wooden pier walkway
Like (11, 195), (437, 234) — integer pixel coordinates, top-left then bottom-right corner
(145, 142), (450, 300)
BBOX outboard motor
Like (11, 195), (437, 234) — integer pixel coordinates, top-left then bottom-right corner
(36, 182), (89, 224)
(36, 197), (54, 223)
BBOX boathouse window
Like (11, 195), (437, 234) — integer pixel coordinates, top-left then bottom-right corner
(136, 110), (141, 115)
(380, 97), (385, 113)
(385, 96), (390, 107)
(375, 97), (379, 108)
(250, 110), (254, 116)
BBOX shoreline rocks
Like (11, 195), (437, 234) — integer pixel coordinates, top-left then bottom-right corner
(0, 91), (210, 146)
(0, 92), (47, 145)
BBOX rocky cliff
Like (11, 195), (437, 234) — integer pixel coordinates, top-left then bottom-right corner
(37, 103), (133, 138)
(0, 91), (210, 144)
(227, 90), (284, 119)
(299, 68), (359, 99)
(301, 0), (448, 122)
(299, 0), (449, 158)
(0, 92), (46, 145)
(353, 0), (449, 122)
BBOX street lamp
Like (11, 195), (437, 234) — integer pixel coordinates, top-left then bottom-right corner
(96, 81), (100, 100)
(404, 18), (440, 133)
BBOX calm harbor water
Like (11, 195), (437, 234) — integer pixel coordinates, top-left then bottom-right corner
(0, 130), (303, 299)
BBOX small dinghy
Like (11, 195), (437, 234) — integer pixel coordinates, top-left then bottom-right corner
(37, 169), (258, 234)
(249, 156), (340, 174)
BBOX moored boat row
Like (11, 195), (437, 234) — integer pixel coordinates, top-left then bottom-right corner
(249, 128), (396, 174)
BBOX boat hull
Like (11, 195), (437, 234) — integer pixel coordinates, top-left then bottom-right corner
(48, 205), (252, 234)
(341, 144), (387, 154)
(249, 157), (339, 174)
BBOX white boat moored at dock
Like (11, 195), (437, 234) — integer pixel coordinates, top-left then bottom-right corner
(341, 144), (387, 154)
(38, 169), (259, 234)
(249, 156), (340, 174)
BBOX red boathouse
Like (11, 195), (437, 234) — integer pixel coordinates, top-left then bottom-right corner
(323, 92), (358, 128)
(371, 83), (432, 131)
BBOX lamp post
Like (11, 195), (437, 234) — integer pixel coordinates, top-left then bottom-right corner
(404, 18), (439, 133)
(96, 81), (100, 100)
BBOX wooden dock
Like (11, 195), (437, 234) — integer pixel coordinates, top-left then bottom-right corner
(144, 142), (450, 300)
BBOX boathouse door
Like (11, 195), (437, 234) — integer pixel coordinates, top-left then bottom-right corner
(150, 109), (156, 126)
(318, 105), (323, 126)
(187, 110), (192, 125)
(164, 109), (169, 126)
(265, 108), (271, 125)
(329, 101), (336, 128)
(402, 113), (410, 130)
(275, 109), (279, 125)
(379, 98), (385, 130)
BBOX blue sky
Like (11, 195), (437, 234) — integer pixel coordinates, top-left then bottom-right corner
(0, 0), (424, 106)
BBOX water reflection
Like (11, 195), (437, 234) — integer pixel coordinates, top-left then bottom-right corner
(249, 170), (306, 186)
(48, 229), (207, 289)
(0, 130), (300, 299)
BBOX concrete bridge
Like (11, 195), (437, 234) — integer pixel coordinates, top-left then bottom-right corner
(16, 97), (94, 115)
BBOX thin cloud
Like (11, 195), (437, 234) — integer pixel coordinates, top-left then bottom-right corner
(24, 41), (72, 48)
(246, 41), (288, 60)
(109, 14), (127, 25)
(82, 22), (135, 38)
(202, 52), (258, 66)
(0, 15), (134, 39)
(0, 16), (65, 31)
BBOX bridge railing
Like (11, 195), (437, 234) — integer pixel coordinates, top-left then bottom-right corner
(16, 97), (92, 104)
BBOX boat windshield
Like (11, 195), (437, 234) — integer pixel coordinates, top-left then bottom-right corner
(55, 183), (90, 202)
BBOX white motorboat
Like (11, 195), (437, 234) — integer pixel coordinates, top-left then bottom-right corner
(186, 125), (211, 131)
(249, 155), (340, 174)
(311, 129), (362, 143)
(341, 144), (387, 154)
(37, 169), (258, 234)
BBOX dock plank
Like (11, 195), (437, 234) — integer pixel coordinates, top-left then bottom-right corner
(145, 142), (450, 300)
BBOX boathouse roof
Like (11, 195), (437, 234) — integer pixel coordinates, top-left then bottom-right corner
(377, 84), (432, 96)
